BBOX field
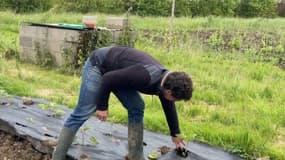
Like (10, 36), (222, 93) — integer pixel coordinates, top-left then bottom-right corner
(0, 11), (285, 159)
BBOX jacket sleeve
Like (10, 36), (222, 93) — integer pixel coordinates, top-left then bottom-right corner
(96, 64), (150, 111)
(159, 94), (181, 137)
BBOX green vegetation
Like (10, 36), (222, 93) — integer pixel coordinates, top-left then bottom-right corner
(0, 0), (283, 17)
(0, 11), (285, 159)
(39, 103), (65, 117)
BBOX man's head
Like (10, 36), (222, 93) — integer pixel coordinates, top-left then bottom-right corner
(162, 71), (193, 101)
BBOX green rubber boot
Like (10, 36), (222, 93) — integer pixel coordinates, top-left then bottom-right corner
(52, 127), (77, 160)
(127, 123), (146, 160)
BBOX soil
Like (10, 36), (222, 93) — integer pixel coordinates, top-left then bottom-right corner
(0, 130), (51, 160)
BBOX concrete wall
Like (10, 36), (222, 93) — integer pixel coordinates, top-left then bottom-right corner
(19, 23), (136, 67)
(19, 25), (82, 66)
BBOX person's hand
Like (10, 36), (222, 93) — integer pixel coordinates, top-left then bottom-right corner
(96, 110), (108, 121)
(172, 136), (185, 149)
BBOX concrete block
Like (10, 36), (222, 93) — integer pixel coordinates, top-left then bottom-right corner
(106, 18), (130, 29)
(47, 28), (80, 42)
(19, 47), (37, 63)
(19, 23), (136, 67)
(20, 25), (48, 39)
(19, 24), (87, 66)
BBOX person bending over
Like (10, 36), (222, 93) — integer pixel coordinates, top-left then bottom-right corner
(52, 45), (194, 160)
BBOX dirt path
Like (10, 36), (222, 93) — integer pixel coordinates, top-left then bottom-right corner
(0, 130), (51, 160)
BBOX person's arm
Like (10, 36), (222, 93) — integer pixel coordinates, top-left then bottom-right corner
(96, 64), (150, 111)
(159, 94), (185, 148)
(159, 94), (180, 136)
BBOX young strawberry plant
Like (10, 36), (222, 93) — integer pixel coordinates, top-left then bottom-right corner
(38, 103), (65, 117)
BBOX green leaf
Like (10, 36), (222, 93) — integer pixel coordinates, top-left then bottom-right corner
(39, 103), (49, 111)
(50, 102), (59, 109)
(27, 117), (35, 123)
(148, 152), (158, 160)
(55, 109), (65, 116)
(90, 136), (99, 144)
(82, 126), (91, 131)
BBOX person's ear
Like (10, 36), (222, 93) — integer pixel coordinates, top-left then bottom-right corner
(165, 89), (172, 94)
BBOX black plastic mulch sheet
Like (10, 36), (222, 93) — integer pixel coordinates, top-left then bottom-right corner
(0, 96), (243, 160)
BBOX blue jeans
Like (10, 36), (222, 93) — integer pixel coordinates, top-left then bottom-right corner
(64, 59), (145, 131)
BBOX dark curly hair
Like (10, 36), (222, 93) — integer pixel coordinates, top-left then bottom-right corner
(163, 72), (193, 100)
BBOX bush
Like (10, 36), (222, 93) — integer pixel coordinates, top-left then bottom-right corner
(57, 0), (95, 13)
(134, 0), (193, 17)
(174, 0), (192, 17)
(136, 0), (172, 17)
(95, 0), (126, 14)
(0, 1), (7, 11)
(0, 0), (281, 18)
(58, 0), (127, 14)
(277, 0), (285, 17)
(190, 0), (239, 17)
(2, 0), (53, 13)
(237, 0), (277, 18)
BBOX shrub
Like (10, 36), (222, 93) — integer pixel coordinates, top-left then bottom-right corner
(57, 0), (96, 13)
(58, 0), (127, 14)
(190, 0), (239, 17)
(136, 0), (172, 17)
(277, 0), (285, 17)
(2, 0), (53, 13)
(237, 0), (277, 18)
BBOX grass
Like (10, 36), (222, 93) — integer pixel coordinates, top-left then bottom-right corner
(1, 11), (285, 159)
(0, 59), (80, 106)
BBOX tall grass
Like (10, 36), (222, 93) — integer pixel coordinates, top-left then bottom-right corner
(132, 16), (285, 32)
(0, 11), (285, 159)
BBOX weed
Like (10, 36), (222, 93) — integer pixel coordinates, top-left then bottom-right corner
(39, 103), (65, 117)
(208, 32), (224, 51)
(26, 117), (35, 123)
(0, 89), (9, 97)
(230, 36), (242, 50)
(276, 43), (284, 54)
